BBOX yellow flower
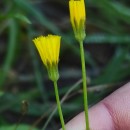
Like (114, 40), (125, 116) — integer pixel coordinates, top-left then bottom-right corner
(33, 35), (61, 81)
(69, 0), (86, 41)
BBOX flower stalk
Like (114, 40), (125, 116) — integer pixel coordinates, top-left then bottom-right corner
(54, 81), (66, 130)
(79, 40), (90, 130)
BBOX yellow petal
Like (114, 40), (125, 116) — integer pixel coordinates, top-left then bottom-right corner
(33, 35), (61, 68)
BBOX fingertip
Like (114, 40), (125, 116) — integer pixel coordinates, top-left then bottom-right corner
(64, 102), (114, 130)
(61, 82), (130, 130)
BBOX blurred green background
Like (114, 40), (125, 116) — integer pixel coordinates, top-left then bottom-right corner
(0, 0), (130, 130)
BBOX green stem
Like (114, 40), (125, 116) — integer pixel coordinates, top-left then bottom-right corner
(53, 81), (66, 130)
(79, 40), (90, 130)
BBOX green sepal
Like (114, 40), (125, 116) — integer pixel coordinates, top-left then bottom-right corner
(47, 63), (59, 81)
(75, 19), (86, 42)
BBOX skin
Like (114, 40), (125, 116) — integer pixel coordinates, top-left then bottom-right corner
(63, 82), (130, 130)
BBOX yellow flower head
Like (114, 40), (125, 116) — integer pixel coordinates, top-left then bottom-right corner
(33, 35), (61, 67)
(33, 35), (61, 81)
(69, 0), (86, 41)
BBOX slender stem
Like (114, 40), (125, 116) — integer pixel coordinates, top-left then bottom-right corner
(79, 40), (90, 130)
(53, 81), (66, 130)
